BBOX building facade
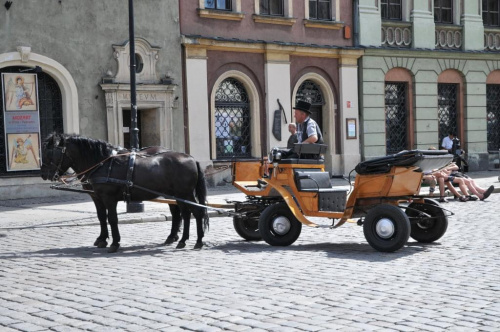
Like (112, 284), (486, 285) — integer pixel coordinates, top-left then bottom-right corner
(0, 0), (184, 200)
(180, 0), (363, 184)
(357, 0), (500, 170)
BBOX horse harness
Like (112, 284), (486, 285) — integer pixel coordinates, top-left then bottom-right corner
(50, 148), (221, 213)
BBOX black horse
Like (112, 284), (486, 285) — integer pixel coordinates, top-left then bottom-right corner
(40, 133), (209, 252)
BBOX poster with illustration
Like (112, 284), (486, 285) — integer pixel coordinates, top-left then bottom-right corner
(2, 73), (38, 112)
(6, 133), (41, 171)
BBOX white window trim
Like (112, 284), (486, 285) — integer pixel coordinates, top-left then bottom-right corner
(304, 0), (340, 21)
(431, 0), (461, 25)
(255, 0), (293, 17)
(199, 0), (241, 12)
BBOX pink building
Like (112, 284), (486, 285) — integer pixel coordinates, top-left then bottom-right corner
(180, 0), (363, 183)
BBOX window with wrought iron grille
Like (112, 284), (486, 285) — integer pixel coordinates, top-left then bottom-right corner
(434, 0), (453, 24)
(381, 0), (402, 21)
(260, 0), (284, 16)
(385, 82), (408, 155)
(483, 0), (500, 26)
(0, 66), (63, 176)
(214, 78), (251, 159)
(487, 84), (500, 151)
(295, 80), (324, 131)
(438, 83), (459, 145)
(205, 0), (232, 10)
(309, 0), (332, 20)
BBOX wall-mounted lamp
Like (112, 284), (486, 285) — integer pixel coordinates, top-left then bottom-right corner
(5, 1), (12, 10)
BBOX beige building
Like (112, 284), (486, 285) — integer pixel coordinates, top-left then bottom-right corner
(357, 0), (500, 170)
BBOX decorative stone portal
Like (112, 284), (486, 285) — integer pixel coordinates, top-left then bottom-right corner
(100, 85), (176, 149)
(100, 38), (177, 149)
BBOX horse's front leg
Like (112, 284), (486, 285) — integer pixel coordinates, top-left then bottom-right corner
(106, 202), (121, 253)
(164, 204), (180, 245)
(176, 205), (191, 249)
(91, 196), (109, 248)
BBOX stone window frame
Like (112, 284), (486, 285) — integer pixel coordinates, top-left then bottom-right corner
(482, 0), (500, 27)
(198, 0), (244, 21)
(303, 0), (344, 29)
(210, 70), (262, 159)
(253, 0), (296, 25)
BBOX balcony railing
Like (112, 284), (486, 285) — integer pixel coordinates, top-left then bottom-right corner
(484, 28), (500, 51)
(435, 25), (462, 50)
(381, 21), (412, 48)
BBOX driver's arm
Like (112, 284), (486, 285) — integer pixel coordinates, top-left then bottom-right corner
(302, 135), (318, 144)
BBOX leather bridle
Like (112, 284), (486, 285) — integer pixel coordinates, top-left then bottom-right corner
(46, 145), (74, 181)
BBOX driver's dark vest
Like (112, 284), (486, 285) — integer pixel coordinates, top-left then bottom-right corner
(301, 118), (324, 144)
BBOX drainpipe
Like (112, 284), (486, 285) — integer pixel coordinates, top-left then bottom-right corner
(353, 0), (360, 47)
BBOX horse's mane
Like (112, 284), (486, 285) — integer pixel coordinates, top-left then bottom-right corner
(45, 133), (122, 163)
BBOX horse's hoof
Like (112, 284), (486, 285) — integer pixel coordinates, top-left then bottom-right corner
(175, 242), (186, 249)
(164, 235), (179, 245)
(108, 244), (120, 253)
(94, 239), (108, 248)
(193, 242), (203, 250)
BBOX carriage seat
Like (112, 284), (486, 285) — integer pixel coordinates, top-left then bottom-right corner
(278, 143), (327, 165)
(294, 170), (347, 212)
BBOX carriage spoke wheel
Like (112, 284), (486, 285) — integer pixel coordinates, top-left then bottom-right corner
(406, 198), (448, 243)
(363, 204), (410, 252)
(259, 203), (302, 246)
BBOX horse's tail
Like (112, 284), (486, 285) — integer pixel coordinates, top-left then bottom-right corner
(195, 161), (209, 232)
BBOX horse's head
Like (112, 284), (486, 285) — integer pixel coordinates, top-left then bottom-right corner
(41, 133), (74, 181)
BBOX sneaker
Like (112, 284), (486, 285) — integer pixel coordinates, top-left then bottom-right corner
(459, 196), (469, 202)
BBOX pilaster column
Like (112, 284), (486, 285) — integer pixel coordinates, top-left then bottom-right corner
(461, 1), (484, 51)
(185, 47), (211, 163)
(339, 55), (361, 173)
(264, 52), (291, 149)
(411, 1), (435, 49)
(358, 0), (382, 47)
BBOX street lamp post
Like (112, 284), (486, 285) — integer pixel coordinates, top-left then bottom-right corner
(126, 0), (144, 213)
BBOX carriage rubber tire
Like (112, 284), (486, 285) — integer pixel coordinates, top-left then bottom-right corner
(406, 198), (448, 243)
(363, 204), (411, 252)
(233, 216), (262, 241)
(259, 203), (302, 246)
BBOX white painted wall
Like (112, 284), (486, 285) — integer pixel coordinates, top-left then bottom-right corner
(185, 58), (211, 165)
(265, 61), (291, 149)
(339, 65), (361, 173)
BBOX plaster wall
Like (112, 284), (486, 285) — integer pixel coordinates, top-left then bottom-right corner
(360, 53), (500, 170)
(1, 0), (183, 150)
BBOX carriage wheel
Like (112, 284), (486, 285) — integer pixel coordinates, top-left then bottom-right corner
(259, 203), (302, 246)
(406, 198), (448, 243)
(363, 204), (410, 252)
(233, 216), (262, 241)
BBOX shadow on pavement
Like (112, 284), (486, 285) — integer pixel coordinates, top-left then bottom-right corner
(207, 240), (430, 261)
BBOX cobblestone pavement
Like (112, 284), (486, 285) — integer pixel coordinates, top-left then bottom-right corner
(1, 191), (500, 332)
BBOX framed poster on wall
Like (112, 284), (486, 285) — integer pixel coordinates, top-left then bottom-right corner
(346, 118), (357, 139)
(2, 73), (41, 171)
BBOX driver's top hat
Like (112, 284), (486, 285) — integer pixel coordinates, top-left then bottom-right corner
(293, 100), (312, 114)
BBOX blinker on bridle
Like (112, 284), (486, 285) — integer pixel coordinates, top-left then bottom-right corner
(48, 145), (73, 181)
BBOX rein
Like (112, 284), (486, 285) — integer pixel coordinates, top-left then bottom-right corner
(58, 152), (132, 184)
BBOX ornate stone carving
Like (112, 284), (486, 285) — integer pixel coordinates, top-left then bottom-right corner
(110, 38), (161, 84)
(17, 46), (31, 63)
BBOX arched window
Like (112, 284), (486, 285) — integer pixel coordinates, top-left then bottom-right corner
(214, 78), (251, 159)
(384, 68), (413, 155)
(0, 66), (63, 176)
(295, 80), (324, 130)
(487, 70), (500, 151)
(437, 69), (463, 147)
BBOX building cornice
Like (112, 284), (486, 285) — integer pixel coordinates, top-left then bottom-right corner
(181, 35), (363, 59)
